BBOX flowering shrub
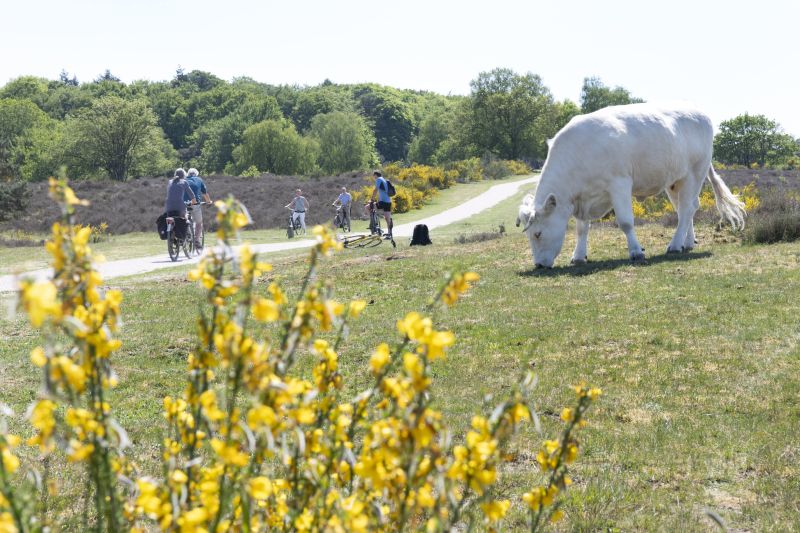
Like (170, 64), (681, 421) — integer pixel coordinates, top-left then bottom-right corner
(444, 158), (483, 183)
(631, 183), (759, 223)
(2, 178), (601, 532)
(75, 222), (110, 243)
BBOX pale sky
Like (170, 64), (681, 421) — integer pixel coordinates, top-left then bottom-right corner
(2, 0), (799, 136)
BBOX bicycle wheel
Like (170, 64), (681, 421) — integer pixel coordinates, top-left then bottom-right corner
(167, 230), (179, 262)
(287, 220), (294, 239)
(183, 224), (194, 259)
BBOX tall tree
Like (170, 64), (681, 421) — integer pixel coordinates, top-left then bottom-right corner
(467, 68), (554, 160)
(232, 118), (318, 175)
(579, 77), (643, 114)
(309, 111), (377, 174)
(0, 99), (51, 179)
(714, 113), (797, 167)
(353, 84), (415, 162)
(66, 96), (174, 180)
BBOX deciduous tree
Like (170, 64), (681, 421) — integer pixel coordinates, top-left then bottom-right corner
(65, 96), (175, 180)
(579, 76), (643, 114)
(714, 113), (797, 167)
(309, 111), (377, 174)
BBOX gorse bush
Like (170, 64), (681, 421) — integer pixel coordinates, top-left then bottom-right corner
(362, 159), (532, 214)
(631, 183), (760, 224)
(3, 178), (600, 532)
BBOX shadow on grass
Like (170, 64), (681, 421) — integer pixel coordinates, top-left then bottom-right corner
(518, 251), (713, 277)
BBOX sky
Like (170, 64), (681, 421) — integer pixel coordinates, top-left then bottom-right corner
(2, 0), (799, 136)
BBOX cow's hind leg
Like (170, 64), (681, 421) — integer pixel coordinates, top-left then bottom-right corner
(571, 219), (590, 264)
(610, 179), (645, 261)
(666, 176), (701, 253)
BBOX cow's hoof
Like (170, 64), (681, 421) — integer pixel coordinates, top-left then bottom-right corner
(682, 246), (694, 253)
(630, 251), (646, 262)
(666, 246), (683, 254)
(570, 256), (588, 265)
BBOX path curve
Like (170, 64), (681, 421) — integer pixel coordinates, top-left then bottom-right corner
(0, 175), (538, 292)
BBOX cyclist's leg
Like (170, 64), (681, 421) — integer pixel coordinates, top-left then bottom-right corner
(298, 212), (306, 232)
(343, 206), (351, 230)
(193, 205), (203, 247)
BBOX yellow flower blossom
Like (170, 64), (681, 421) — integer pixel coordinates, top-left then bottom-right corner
(348, 299), (367, 318)
(370, 343), (391, 375)
(248, 477), (273, 500)
(481, 499), (510, 522)
(20, 280), (61, 327)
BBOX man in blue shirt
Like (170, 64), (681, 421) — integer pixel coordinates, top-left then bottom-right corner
(370, 171), (393, 240)
(184, 168), (212, 249)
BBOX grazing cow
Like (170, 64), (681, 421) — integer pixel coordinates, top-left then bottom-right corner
(516, 103), (746, 268)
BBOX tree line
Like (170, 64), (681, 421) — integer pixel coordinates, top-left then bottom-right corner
(0, 68), (797, 182)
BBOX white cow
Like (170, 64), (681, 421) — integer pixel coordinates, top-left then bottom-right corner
(516, 103), (746, 268)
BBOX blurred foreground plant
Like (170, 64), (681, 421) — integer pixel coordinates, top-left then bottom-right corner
(3, 178), (601, 532)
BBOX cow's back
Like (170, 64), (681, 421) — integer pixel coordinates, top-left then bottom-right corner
(542, 104), (714, 198)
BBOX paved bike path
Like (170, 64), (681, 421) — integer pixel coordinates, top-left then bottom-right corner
(0, 175), (538, 292)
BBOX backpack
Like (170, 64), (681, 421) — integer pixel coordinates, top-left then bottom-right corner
(410, 224), (432, 246)
(381, 178), (396, 197)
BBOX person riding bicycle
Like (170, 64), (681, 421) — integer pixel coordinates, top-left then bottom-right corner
(164, 168), (196, 241)
(370, 171), (393, 240)
(285, 189), (309, 233)
(332, 186), (351, 230)
(165, 168), (196, 218)
(183, 168), (211, 249)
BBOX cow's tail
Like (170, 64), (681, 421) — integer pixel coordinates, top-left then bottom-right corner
(706, 166), (746, 230)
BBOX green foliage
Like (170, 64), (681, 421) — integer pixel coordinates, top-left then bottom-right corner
(467, 68), (554, 160)
(444, 157), (483, 183)
(0, 76), (50, 108)
(579, 76), (644, 114)
(407, 104), (455, 165)
(309, 111), (378, 174)
(291, 86), (355, 132)
(232, 118), (319, 175)
(714, 113), (798, 167)
(0, 180), (30, 221)
(65, 96), (176, 180)
(15, 122), (68, 181)
(353, 84), (416, 161)
(0, 98), (52, 179)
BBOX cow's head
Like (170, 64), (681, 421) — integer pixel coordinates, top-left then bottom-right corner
(517, 192), (569, 268)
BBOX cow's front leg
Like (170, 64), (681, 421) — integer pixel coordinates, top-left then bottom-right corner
(571, 219), (590, 264)
(610, 180), (645, 261)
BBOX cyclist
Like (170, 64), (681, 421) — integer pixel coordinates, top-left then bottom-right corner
(285, 189), (309, 233)
(370, 171), (393, 240)
(332, 186), (351, 230)
(183, 168), (212, 249)
(165, 168), (196, 218)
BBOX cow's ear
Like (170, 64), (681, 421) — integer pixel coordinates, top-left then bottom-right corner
(542, 193), (557, 214)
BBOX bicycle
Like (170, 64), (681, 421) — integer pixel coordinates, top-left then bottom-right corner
(342, 234), (383, 248)
(333, 205), (351, 233)
(366, 201), (383, 237)
(286, 207), (305, 239)
(165, 213), (188, 262)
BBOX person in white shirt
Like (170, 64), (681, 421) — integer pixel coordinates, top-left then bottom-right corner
(285, 189), (310, 232)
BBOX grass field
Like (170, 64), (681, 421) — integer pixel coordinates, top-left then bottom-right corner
(1, 184), (799, 531)
(0, 174), (532, 277)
